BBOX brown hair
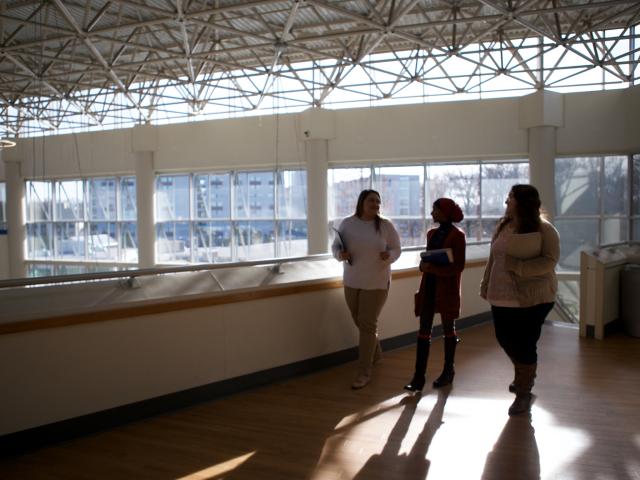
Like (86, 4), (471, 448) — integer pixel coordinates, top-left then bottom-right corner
(355, 189), (382, 232)
(494, 184), (542, 237)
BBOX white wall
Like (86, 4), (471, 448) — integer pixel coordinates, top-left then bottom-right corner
(4, 87), (638, 181)
(330, 98), (527, 163)
(154, 114), (304, 171)
(557, 89), (640, 155)
(8, 128), (134, 179)
(0, 264), (488, 435)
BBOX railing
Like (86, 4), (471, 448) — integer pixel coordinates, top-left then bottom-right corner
(554, 271), (581, 324)
(1, 253), (337, 290)
(7, 244), (492, 290)
(4, 244), (483, 290)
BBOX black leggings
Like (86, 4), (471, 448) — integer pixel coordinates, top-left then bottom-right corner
(420, 302), (456, 339)
(491, 303), (554, 365)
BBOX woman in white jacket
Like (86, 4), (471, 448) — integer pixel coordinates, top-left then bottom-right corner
(333, 189), (401, 389)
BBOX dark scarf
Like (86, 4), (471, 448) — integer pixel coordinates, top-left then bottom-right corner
(427, 222), (453, 251)
(423, 222), (453, 301)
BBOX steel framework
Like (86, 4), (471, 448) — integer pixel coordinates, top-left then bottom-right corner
(1, 0), (639, 137)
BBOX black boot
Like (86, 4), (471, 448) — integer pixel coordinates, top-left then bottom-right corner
(404, 336), (430, 392)
(433, 336), (459, 388)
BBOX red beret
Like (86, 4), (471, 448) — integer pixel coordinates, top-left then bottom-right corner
(434, 198), (464, 223)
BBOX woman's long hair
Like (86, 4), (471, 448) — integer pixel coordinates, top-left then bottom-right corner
(494, 184), (542, 237)
(355, 189), (382, 232)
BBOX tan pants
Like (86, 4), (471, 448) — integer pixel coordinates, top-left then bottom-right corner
(344, 287), (388, 376)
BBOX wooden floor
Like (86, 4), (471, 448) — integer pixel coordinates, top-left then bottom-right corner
(2, 322), (639, 480)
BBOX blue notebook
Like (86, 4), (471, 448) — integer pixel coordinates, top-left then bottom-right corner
(420, 248), (453, 265)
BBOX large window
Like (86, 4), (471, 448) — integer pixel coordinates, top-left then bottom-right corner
(156, 169), (307, 264)
(328, 161), (528, 246)
(555, 155), (634, 270)
(25, 177), (137, 264)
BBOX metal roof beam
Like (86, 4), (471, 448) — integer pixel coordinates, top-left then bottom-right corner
(51, 0), (149, 121)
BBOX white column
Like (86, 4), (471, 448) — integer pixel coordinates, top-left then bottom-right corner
(299, 108), (335, 255)
(134, 151), (155, 268)
(528, 126), (557, 220)
(4, 159), (27, 278)
(305, 139), (329, 254)
(519, 91), (563, 221)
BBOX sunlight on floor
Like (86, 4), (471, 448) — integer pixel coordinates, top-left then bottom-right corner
(176, 451), (255, 480)
(312, 393), (591, 480)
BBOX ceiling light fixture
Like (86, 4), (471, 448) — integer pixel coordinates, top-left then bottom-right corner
(0, 138), (17, 149)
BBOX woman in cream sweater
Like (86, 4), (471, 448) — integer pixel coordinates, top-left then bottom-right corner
(481, 184), (560, 416)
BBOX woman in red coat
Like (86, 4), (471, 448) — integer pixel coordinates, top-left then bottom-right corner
(404, 198), (466, 392)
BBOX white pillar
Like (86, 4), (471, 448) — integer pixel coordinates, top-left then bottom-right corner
(131, 125), (158, 268)
(299, 108), (335, 255)
(134, 152), (155, 268)
(306, 139), (329, 254)
(519, 91), (563, 221)
(528, 126), (557, 220)
(4, 159), (27, 278)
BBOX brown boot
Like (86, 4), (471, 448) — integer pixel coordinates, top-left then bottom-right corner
(508, 363), (537, 416)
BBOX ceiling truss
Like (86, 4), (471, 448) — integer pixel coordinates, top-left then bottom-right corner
(0, 0), (638, 137)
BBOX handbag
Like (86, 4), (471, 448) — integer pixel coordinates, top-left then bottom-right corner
(414, 273), (427, 317)
(414, 290), (423, 317)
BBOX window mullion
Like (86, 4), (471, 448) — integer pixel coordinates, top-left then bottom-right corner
(478, 160), (483, 240)
(115, 176), (121, 263)
(274, 170), (280, 258)
(84, 179), (90, 262)
(189, 174), (194, 264)
(231, 171), (236, 262)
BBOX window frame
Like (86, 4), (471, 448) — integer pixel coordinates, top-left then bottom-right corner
(155, 168), (308, 264)
(555, 155), (634, 248)
(25, 176), (138, 264)
(328, 159), (530, 246)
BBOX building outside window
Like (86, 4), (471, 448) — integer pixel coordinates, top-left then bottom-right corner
(193, 173), (232, 263)
(276, 170), (308, 258)
(328, 161), (529, 246)
(156, 169), (307, 264)
(156, 175), (191, 263)
(235, 171), (276, 261)
(554, 155), (632, 271)
(25, 177), (138, 274)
